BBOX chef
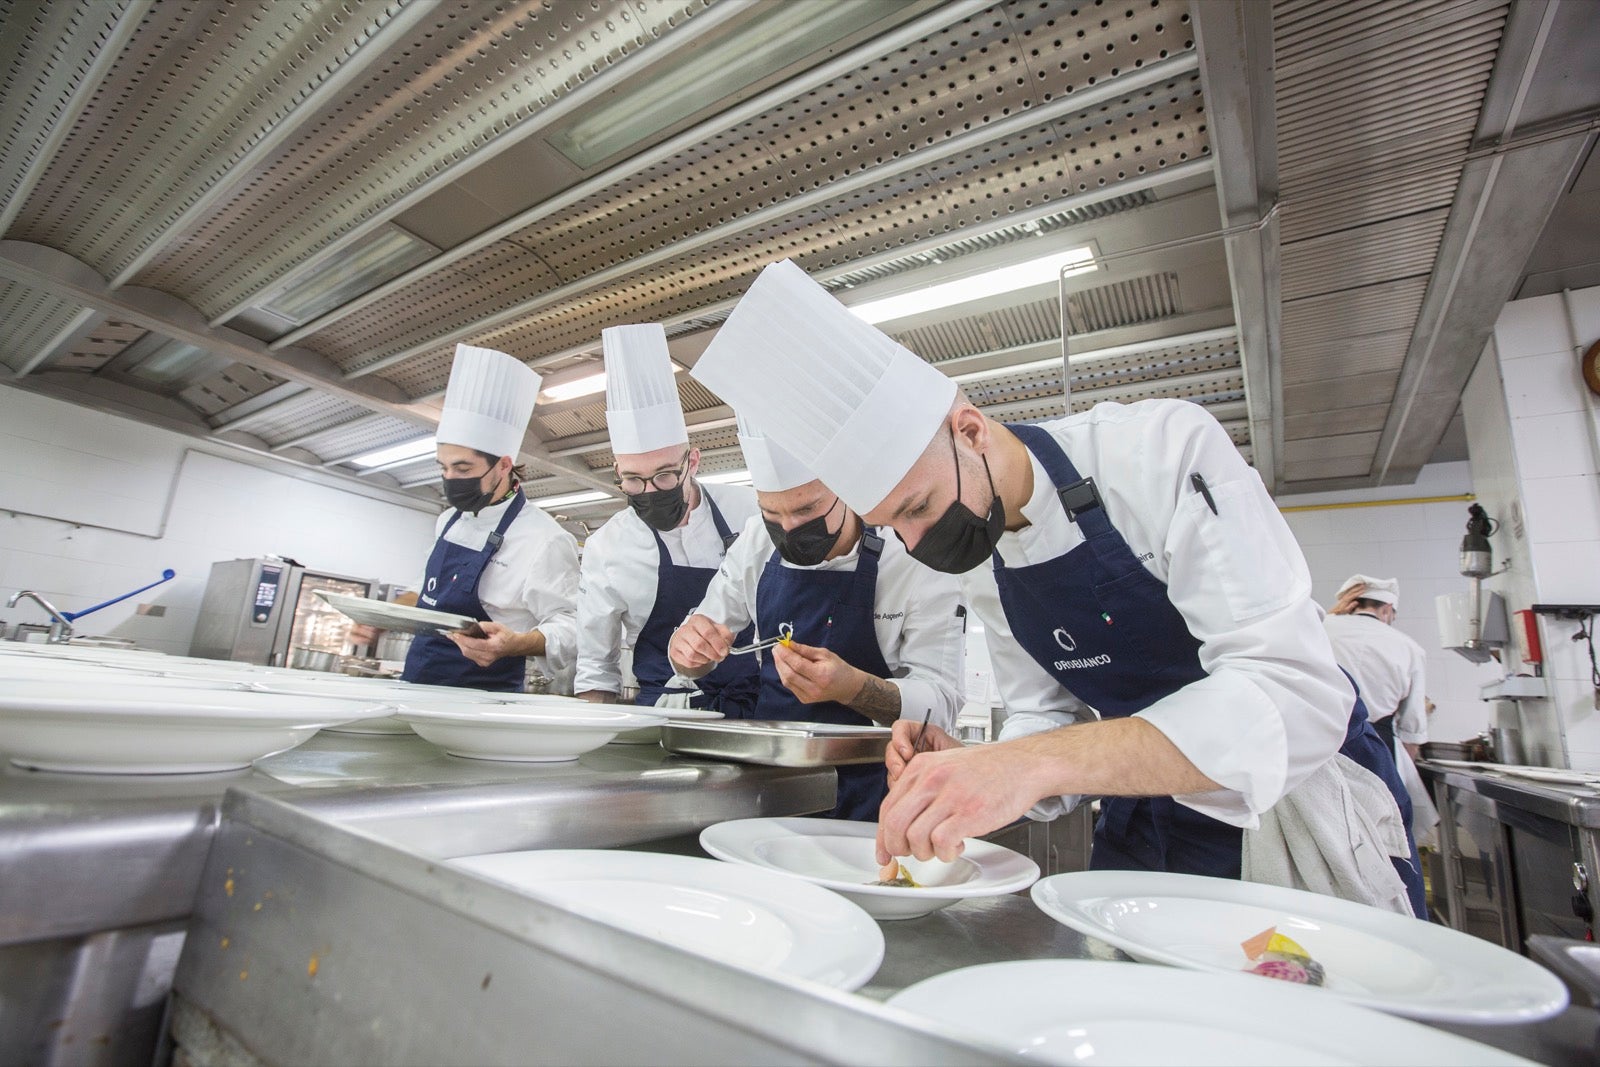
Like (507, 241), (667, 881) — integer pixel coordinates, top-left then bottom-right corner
(693, 260), (1423, 909)
(666, 415), (966, 821)
(1324, 575), (1437, 847)
(400, 344), (579, 693)
(574, 324), (761, 712)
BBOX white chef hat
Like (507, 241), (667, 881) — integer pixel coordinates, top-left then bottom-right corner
(692, 259), (956, 514)
(737, 412), (815, 493)
(604, 324), (688, 455)
(436, 344), (542, 459)
(1337, 574), (1400, 608)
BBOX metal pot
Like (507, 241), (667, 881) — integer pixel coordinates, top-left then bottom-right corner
(290, 647), (342, 673)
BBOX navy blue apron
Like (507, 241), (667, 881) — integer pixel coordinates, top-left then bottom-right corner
(401, 493), (527, 693)
(994, 423), (1426, 913)
(753, 529), (894, 822)
(632, 493), (760, 715)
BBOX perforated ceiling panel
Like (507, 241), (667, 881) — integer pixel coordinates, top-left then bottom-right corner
(254, 394), (374, 450)
(893, 298), (1059, 364)
(0, 0), (135, 222)
(180, 363), (286, 418)
(1273, 0), (1508, 485)
(306, 0), (1204, 387)
(0, 279), (88, 372)
(377, 74), (1209, 397)
(11, 0), (712, 318)
(54, 319), (148, 373)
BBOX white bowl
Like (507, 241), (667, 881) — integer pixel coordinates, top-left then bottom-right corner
(452, 849), (884, 990)
(699, 817), (1040, 920)
(397, 703), (666, 762)
(0, 680), (386, 774)
(888, 960), (1536, 1065)
(1030, 870), (1570, 1025)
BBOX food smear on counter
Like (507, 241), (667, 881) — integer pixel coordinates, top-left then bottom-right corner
(1241, 925), (1325, 986)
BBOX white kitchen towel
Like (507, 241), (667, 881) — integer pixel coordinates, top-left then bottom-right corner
(651, 673), (702, 710)
(1242, 753), (1415, 916)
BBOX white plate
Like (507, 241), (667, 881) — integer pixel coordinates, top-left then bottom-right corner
(397, 703), (666, 762)
(0, 680), (386, 773)
(1029, 870), (1569, 1024)
(887, 960), (1536, 1065)
(241, 675), (414, 734)
(314, 590), (483, 636)
(451, 849), (884, 990)
(699, 817), (1039, 920)
(611, 705), (726, 744)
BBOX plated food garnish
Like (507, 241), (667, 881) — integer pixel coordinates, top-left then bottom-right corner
(1241, 925), (1325, 986)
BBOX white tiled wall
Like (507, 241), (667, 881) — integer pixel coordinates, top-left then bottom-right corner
(1489, 287), (1600, 769)
(1277, 461), (1503, 746)
(0, 388), (439, 654)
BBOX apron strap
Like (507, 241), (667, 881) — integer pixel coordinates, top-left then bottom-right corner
(703, 487), (739, 549)
(1006, 422), (1141, 577)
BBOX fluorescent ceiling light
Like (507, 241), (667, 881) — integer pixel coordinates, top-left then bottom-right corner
(129, 340), (228, 385)
(348, 436), (436, 469)
(532, 490), (610, 509)
(542, 371), (607, 403)
(546, 1), (899, 169)
(700, 469), (752, 485)
(257, 224), (438, 326)
(538, 362), (686, 405)
(850, 246), (1098, 325)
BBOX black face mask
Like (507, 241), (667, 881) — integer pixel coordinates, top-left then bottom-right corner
(900, 431), (1004, 574)
(628, 484), (689, 532)
(442, 471), (499, 515)
(765, 496), (844, 567)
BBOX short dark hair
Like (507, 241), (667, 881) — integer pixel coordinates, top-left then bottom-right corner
(473, 449), (527, 482)
(1353, 597), (1390, 612)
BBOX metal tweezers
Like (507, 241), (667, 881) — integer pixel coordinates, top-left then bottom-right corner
(728, 621), (794, 655)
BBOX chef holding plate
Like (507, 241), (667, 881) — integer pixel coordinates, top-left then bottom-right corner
(398, 344), (580, 694)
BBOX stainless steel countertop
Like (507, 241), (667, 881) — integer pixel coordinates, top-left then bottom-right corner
(0, 732), (835, 945)
(1417, 760), (1600, 828)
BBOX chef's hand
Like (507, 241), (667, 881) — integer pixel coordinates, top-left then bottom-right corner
(669, 614), (733, 674)
(874, 740), (1045, 866)
(884, 718), (962, 785)
(770, 641), (864, 705)
(1329, 582), (1367, 615)
(448, 620), (521, 667)
(348, 623), (381, 645)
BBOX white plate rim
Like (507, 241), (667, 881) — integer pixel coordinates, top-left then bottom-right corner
(885, 959), (1538, 1065)
(699, 817), (1040, 900)
(314, 590), (477, 633)
(1029, 870), (1569, 1024)
(450, 849), (885, 990)
(395, 704), (666, 730)
(0, 683), (388, 725)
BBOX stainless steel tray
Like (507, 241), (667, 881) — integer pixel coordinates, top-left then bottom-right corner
(660, 720), (891, 767)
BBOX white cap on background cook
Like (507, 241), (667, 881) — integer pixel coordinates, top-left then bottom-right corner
(691, 259), (955, 514)
(436, 344), (542, 459)
(736, 412), (815, 493)
(603, 324), (688, 455)
(1337, 574), (1400, 608)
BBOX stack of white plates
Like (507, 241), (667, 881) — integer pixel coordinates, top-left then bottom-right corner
(0, 679), (386, 774)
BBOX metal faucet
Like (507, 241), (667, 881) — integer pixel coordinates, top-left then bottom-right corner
(6, 591), (74, 643)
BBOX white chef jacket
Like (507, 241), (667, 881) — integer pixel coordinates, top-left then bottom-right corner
(423, 493), (580, 693)
(575, 482), (759, 695)
(967, 399), (1351, 828)
(687, 513), (967, 731)
(1323, 613), (1428, 744)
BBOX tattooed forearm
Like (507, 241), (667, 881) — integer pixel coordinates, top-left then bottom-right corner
(849, 673), (901, 724)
